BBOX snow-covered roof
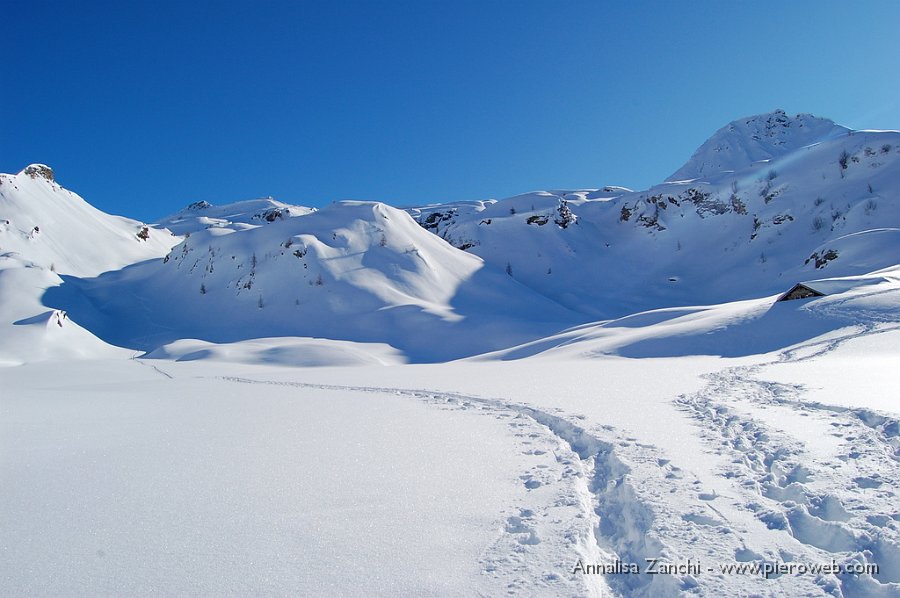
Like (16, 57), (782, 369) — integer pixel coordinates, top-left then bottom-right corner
(794, 272), (898, 297)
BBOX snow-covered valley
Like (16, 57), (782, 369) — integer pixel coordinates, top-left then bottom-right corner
(2, 111), (899, 596)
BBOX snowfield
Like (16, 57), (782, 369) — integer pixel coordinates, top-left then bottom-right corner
(3, 361), (592, 596)
(4, 325), (898, 596)
(2, 112), (899, 596)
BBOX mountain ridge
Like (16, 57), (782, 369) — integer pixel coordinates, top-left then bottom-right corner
(406, 116), (900, 318)
(3, 110), (900, 361)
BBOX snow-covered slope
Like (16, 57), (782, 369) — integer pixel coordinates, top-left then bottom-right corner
(667, 110), (849, 182)
(484, 264), (900, 361)
(0, 265), (129, 365)
(0, 165), (179, 363)
(407, 113), (900, 318)
(49, 201), (578, 361)
(0, 165), (177, 277)
(157, 197), (315, 235)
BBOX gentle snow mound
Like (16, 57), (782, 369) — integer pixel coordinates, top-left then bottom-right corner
(145, 337), (407, 366)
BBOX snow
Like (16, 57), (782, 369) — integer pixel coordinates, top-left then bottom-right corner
(156, 197), (316, 235)
(751, 325), (900, 414)
(2, 110), (900, 596)
(404, 122), (900, 319)
(0, 265), (129, 365)
(146, 336), (407, 366)
(0, 166), (177, 277)
(44, 200), (577, 362)
(2, 360), (602, 596)
(666, 110), (850, 182)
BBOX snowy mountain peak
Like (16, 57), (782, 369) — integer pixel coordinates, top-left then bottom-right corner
(667, 110), (849, 182)
(19, 164), (55, 182)
(0, 166), (177, 276)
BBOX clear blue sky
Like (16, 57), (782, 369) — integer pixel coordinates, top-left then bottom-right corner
(3, 0), (899, 222)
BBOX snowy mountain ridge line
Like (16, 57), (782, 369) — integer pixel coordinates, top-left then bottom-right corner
(156, 196), (316, 235)
(4, 109), (900, 362)
(404, 112), (900, 318)
(41, 200), (578, 362)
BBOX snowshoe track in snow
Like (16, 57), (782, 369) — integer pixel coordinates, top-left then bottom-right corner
(677, 356), (900, 596)
(216, 375), (685, 597)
